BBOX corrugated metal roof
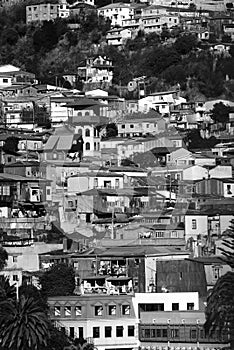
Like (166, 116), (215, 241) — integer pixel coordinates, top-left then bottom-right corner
(56, 135), (73, 151)
(44, 135), (59, 151)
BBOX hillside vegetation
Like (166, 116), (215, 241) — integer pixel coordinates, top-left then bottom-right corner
(0, 2), (234, 100)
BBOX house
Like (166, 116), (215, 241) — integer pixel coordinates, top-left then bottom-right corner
(97, 2), (134, 27)
(0, 242), (62, 286)
(48, 294), (138, 348)
(77, 56), (114, 89)
(50, 95), (76, 127)
(43, 125), (83, 162)
(0, 64), (36, 86)
(117, 114), (166, 137)
(138, 90), (185, 114)
(106, 28), (132, 46)
(26, 0), (69, 24)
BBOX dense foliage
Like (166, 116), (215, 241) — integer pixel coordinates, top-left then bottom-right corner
(0, 2), (234, 99)
(205, 219), (234, 348)
(40, 263), (76, 297)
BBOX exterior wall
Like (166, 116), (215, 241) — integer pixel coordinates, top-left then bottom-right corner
(74, 124), (101, 157)
(98, 4), (133, 27)
(155, 260), (207, 296)
(1, 243), (62, 286)
(106, 29), (132, 46)
(26, 3), (60, 23)
(117, 120), (160, 137)
(0, 75), (12, 87)
(48, 295), (138, 350)
(182, 166), (208, 181)
(132, 292), (200, 314)
(184, 215), (208, 240)
(67, 174), (124, 193)
(223, 182), (234, 198)
(209, 165), (232, 179)
(50, 100), (69, 124)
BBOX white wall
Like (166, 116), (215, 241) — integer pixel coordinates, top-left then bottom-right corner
(185, 215), (208, 240)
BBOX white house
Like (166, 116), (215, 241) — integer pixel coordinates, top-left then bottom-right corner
(138, 91), (186, 114)
(106, 28), (132, 46)
(182, 165), (208, 181)
(98, 2), (134, 27)
(184, 213), (208, 241)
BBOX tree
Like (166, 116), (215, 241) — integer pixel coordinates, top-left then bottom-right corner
(210, 102), (230, 124)
(174, 34), (198, 55)
(0, 295), (49, 350)
(0, 276), (16, 302)
(0, 246), (8, 271)
(105, 123), (118, 138)
(2, 136), (19, 154)
(40, 263), (75, 297)
(204, 220), (234, 347)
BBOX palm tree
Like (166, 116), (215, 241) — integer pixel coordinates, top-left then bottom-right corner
(0, 295), (49, 350)
(204, 220), (234, 348)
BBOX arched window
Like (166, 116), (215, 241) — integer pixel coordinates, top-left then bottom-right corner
(85, 128), (90, 137)
(78, 112), (82, 117)
(85, 142), (90, 150)
(78, 128), (82, 135)
(85, 111), (90, 116)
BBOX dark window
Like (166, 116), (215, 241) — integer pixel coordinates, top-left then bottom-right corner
(105, 326), (112, 337)
(187, 303), (194, 310)
(93, 327), (100, 338)
(128, 325), (134, 337)
(145, 329), (150, 338)
(13, 275), (18, 281)
(190, 329), (197, 339)
(108, 305), (116, 315)
(70, 327), (74, 338)
(130, 124), (134, 128)
(156, 329), (161, 337)
(162, 329), (168, 338)
(85, 142), (90, 150)
(79, 327), (83, 338)
(116, 326), (123, 337)
(85, 128), (90, 137)
(171, 328), (179, 338)
(94, 306), (103, 316)
(122, 305), (130, 315)
(121, 125), (125, 129)
(172, 303), (179, 311)
(139, 303), (164, 311)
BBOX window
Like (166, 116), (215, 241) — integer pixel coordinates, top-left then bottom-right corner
(70, 327), (74, 338)
(85, 142), (90, 150)
(64, 306), (71, 317)
(122, 305), (130, 315)
(3, 78), (9, 83)
(116, 326), (123, 337)
(13, 275), (18, 281)
(54, 306), (61, 317)
(227, 184), (232, 194)
(109, 305), (116, 315)
(190, 328), (197, 339)
(68, 200), (74, 208)
(192, 219), (197, 229)
(171, 230), (178, 238)
(171, 328), (179, 338)
(121, 125), (125, 129)
(85, 128), (90, 137)
(75, 306), (82, 316)
(46, 188), (51, 196)
(115, 179), (120, 188)
(105, 326), (112, 337)
(78, 327), (83, 338)
(130, 124), (134, 128)
(12, 256), (18, 263)
(128, 325), (134, 337)
(187, 302), (194, 310)
(93, 327), (100, 338)
(172, 303), (179, 311)
(139, 303), (164, 312)
(94, 178), (98, 188)
(94, 305), (103, 316)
